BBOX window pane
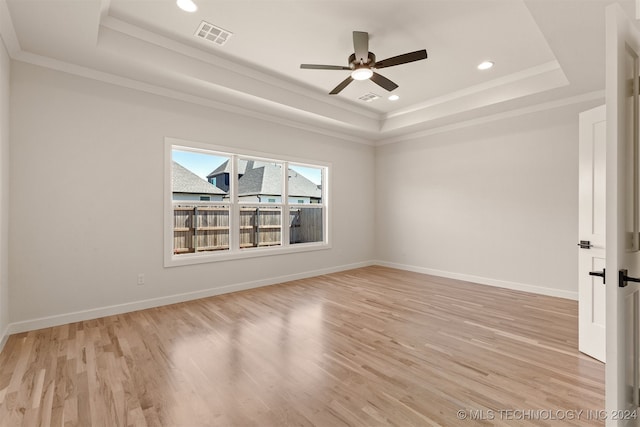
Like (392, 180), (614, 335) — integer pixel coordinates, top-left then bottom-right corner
(288, 164), (322, 204)
(168, 142), (329, 265)
(240, 206), (282, 248)
(173, 204), (230, 253)
(172, 149), (231, 255)
(290, 207), (323, 244)
(172, 149), (231, 198)
(238, 157), (283, 203)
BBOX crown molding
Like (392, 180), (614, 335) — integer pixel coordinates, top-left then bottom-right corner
(2, 0), (604, 149)
(0, 0), (20, 57)
(381, 60), (569, 133)
(100, 15), (381, 122)
(14, 50), (375, 146)
(376, 90), (605, 146)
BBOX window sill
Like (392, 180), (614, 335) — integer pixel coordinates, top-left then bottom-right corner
(164, 241), (331, 267)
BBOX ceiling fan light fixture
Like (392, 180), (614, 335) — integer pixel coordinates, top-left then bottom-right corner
(477, 60), (494, 70)
(301, 31), (427, 95)
(177, 0), (197, 12)
(351, 68), (373, 81)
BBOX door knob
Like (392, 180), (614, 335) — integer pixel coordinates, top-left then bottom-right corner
(589, 268), (605, 284)
(578, 240), (593, 249)
(618, 269), (640, 287)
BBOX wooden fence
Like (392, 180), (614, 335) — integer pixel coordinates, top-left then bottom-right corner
(239, 207), (282, 248)
(173, 206), (230, 254)
(173, 205), (323, 254)
(290, 208), (323, 244)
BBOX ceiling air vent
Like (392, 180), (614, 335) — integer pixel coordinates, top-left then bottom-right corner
(358, 93), (380, 102)
(195, 21), (232, 46)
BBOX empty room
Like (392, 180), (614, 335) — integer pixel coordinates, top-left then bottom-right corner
(1, 0), (639, 425)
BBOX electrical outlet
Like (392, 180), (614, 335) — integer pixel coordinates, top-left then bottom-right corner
(137, 274), (145, 286)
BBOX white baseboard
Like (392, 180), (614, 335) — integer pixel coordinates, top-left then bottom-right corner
(7, 261), (374, 335)
(4, 259), (576, 337)
(374, 260), (578, 301)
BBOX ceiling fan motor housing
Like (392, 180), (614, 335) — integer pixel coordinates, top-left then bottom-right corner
(349, 52), (376, 69)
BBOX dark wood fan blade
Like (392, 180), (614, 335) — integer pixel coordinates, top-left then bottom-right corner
(353, 31), (369, 63)
(375, 49), (428, 69)
(301, 64), (351, 70)
(370, 72), (398, 92)
(329, 76), (354, 95)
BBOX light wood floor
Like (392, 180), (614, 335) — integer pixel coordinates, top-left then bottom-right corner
(0, 266), (604, 426)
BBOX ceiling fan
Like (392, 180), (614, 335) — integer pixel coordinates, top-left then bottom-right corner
(300, 31), (427, 95)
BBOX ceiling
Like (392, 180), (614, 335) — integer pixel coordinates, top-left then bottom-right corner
(0, 0), (635, 143)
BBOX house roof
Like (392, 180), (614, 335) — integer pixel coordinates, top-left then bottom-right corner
(287, 170), (322, 199)
(208, 160), (320, 198)
(239, 164), (320, 198)
(238, 164), (281, 196)
(172, 161), (226, 195)
(207, 159), (270, 178)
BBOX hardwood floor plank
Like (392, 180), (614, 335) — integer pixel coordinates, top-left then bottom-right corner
(0, 266), (605, 426)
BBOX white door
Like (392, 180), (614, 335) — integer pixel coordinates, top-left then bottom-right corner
(579, 105), (607, 363)
(606, 4), (640, 425)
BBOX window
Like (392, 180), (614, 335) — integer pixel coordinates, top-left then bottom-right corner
(288, 164), (324, 245)
(165, 139), (330, 266)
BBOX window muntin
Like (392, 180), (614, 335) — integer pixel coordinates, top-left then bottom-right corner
(166, 140), (329, 266)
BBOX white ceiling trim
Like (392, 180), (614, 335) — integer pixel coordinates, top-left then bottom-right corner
(101, 15), (380, 121)
(98, 20), (381, 134)
(13, 50), (374, 146)
(381, 60), (568, 133)
(99, 0), (111, 22)
(4, 44), (607, 149)
(1, 0), (614, 148)
(385, 61), (566, 119)
(0, 0), (19, 57)
(376, 90), (604, 146)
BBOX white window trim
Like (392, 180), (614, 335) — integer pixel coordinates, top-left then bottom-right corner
(164, 137), (331, 267)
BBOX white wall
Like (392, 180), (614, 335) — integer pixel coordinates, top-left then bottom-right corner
(375, 103), (601, 299)
(9, 62), (375, 327)
(0, 35), (10, 343)
(6, 59), (598, 331)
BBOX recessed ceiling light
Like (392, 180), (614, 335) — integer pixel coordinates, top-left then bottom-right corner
(388, 94), (400, 101)
(477, 61), (494, 70)
(351, 68), (373, 81)
(177, 0), (197, 12)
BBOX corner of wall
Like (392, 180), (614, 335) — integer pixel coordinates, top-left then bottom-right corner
(374, 260), (578, 300)
(0, 27), (11, 351)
